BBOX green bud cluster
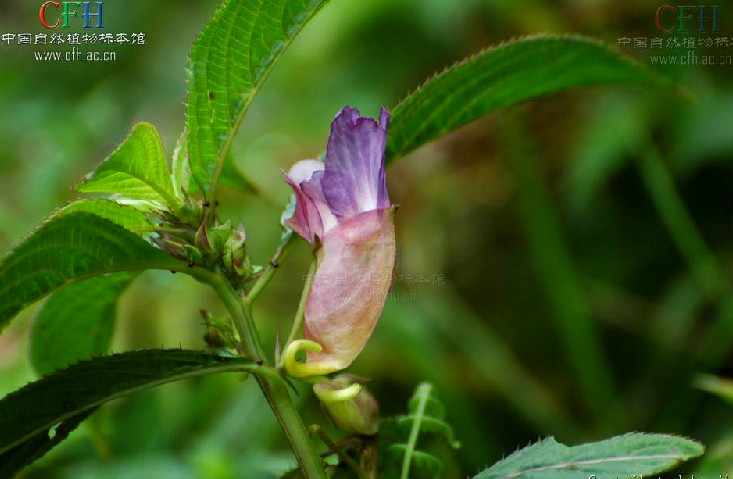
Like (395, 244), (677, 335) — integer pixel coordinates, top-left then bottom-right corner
(150, 198), (259, 289)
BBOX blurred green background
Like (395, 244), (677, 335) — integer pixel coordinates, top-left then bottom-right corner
(1, 0), (732, 477)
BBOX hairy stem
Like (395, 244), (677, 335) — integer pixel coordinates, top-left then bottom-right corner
(210, 274), (265, 360)
(208, 273), (327, 479)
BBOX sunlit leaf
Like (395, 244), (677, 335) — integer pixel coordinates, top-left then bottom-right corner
(75, 122), (180, 209)
(58, 200), (155, 234)
(186, 0), (332, 196)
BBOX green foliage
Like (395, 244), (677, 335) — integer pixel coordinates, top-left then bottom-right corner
(0, 350), (263, 472)
(500, 115), (616, 425)
(380, 383), (460, 479)
(0, 407), (96, 479)
(386, 34), (670, 163)
(0, 212), (180, 333)
(58, 200), (155, 234)
(75, 122), (180, 209)
(186, 0), (332, 196)
(474, 433), (704, 479)
(0, 0), (713, 477)
(694, 374), (733, 405)
(30, 273), (136, 376)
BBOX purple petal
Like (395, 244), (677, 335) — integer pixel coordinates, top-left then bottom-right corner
(322, 107), (391, 218)
(300, 169), (337, 234)
(376, 107), (390, 209)
(283, 160), (328, 243)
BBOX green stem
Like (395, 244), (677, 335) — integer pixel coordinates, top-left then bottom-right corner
(207, 273), (327, 479)
(400, 383), (430, 479)
(284, 259), (317, 349)
(245, 232), (298, 307)
(210, 274), (265, 360)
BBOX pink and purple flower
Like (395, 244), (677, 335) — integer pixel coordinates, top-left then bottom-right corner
(283, 106), (396, 375)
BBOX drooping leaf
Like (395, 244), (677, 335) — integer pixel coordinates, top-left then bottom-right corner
(0, 212), (181, 333)
(186, 0), (332, 196)
(0, 407), (96, 479)
(58, 200), (155, 234)
(379, 383), (460, 479)
(386, 34), (672, 163)
(30, 273), (137, 376)
(473, 433), (704, 479)
(75, 122), (180, 209)
(0, 350), (264, 469)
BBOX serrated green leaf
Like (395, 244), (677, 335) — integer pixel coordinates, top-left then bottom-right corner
(474, 433), (704, 479)
(0, 350), (264, 468)
(186, 0), (331, 196)
(0, 212), (181, 333)
(30, 273), (137, 376)
(58, 200), (155, 234)
(0, 407), (96, 479)
(386, 34), (672, 163)
(76, 122), (180, 209)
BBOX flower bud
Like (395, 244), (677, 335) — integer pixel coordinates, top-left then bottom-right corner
(208, 220), (233, 253)
(313, 376), (379, 436)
